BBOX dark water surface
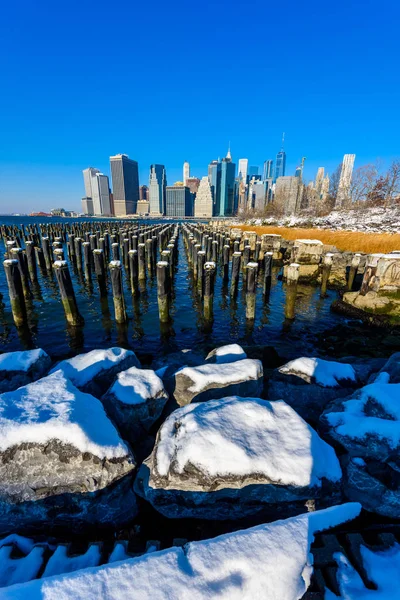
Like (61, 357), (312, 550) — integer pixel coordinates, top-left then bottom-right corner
(0, 216), (398, 362)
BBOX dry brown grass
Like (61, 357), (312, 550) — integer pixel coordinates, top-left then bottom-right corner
(235, 225), (400, 254)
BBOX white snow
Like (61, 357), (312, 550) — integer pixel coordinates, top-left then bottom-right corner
(177, 359), (262, 393)
(207, 344), (247, 364)
(278, 357), (356, 387)
(108, 542), (131, 564)
(106, 367), (167, 406)
(326, 543), (400, 599)
(0, 349), (48, 373)
(0, 545), (45, 588)
(154, 396), (342, 486)
(43, 545), (101, 578)
(0, 504), (361, 600)
(50, 347), (138, 387)
(0, 371), (129, 459)
(325, 382), (400, 449)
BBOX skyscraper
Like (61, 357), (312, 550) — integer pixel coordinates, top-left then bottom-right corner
(82, 167), (100, 199)
(238, 158), (248, 184)
(149, 164), (167, 215)
(110, 154), (139, 216)
(183, 161), (190, 186)
(274, 150), (286, 182)
(248, 178), (266, 211)
(92, 173), (112, 215)
(208, 160), (221, 215)
(81, 197), (94, 216)
(263, 160), (273, 180)
(194, 177), (213, 218)
(139, 185), (149, 200)
(166, 186), (192, 217)
(336, 154), (356, 208)
(219, 148), (236, 216)
(315, 167), (325, 196)
(274, 176), (303, 215)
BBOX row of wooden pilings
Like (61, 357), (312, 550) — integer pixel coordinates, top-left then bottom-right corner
(1, 222), (179, 328)
(181, 223), (291, 321)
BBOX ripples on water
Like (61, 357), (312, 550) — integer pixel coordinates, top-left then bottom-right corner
(0, 216), (368, 362)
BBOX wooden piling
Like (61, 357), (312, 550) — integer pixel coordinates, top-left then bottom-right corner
(230, 251), (241, 297)
(3, 259), (27, 327)
(203, 261), (216, 320)
(245, 262), (258, 320)
(109, 260), (127, 323)
(285, 263), (300, 320)
(53, 260), (83, 326)
(157, 261), (170, 323)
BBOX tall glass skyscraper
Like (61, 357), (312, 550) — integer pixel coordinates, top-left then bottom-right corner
(274, 150), (286, 182)
(149, 164), (167, 215)
(166, 186), (191, 217)
(219, 154), (236, 216)
(263, 160), (273, 180)
(110, 154), (139, 215)
(208, 159), (221, 215)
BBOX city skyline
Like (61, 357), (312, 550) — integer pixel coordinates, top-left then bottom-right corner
(1, 0), (399, 213)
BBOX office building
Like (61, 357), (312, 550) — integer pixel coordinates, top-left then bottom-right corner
(92, 173), (112, 215)
(263, 160), (273, 180)
(183, 161), (190, 185)
(194, 177), (213, 218)
(139, 185), (149, 200)
(81, 197), (94, 216)
(274, 176), (303, 215)
(137, 200), (150, 215)
(186, 177), (200, 194)
(315, 167), (325, 196)
(336, 154), (356, 208)
(110, 154), (139, 215)
(274, 150), (286, 182)
(219, 149), (236, 216)
(166, 186), (192, 217)
(238, 158), (248, 184)
(248, 178), (266, 211)
(82, 167), (100, 199)
(208, 159), (221, 214)
(149, 164), (167, 215)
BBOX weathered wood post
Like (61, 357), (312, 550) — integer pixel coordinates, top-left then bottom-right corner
(123, 238), (130, 271)
(145, 238), (153, 272)
(193, 244), (201, 278)
(25, 241), (37, 282)
(138, 243), (146, 281)
(347, 253), (362, 291)
(83, 242), (92, 278)
(243, 245), (251, 270)
(74, 237), (83, 271)
(35, 246), (46, 271)
(111, 242), (120, 262)
(320, 253), (333, 297)
(10, 248), (31, 300)
(53, 260), (83, 326)
(42, 237), (53, 271)
(223, 244), (230, 281)
(246, 262), (258, 320)
(212, 240), (218, 263)
(128, 250), (139, 297)
(230, 251), (241, 297)
(203, 261), (216, 320)
(157, 261), (170, 323)
(109, 260), (127, 323)
(285, 263), (300, 320)
(197, 250), (206, 295)
(263, 251), (273, 295)
(3, 259), (27, 326)
(93, 249), (107, 296)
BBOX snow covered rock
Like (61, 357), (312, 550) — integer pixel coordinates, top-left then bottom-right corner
(135, 396), (342, 519)
(268, 357), (358, 423)
(0, 371), (137, 534)
(370, 352), (400, 384)
(102, 367), (168, 447)
(0, 503), (361, 600)
(172, 359), (263, 406)
(320, 381), (400, 461)
(326, 539), (400, 599)
(50, 347), (140, 397)
(0, 349), (51, 394)
(205, 344), (247, 364)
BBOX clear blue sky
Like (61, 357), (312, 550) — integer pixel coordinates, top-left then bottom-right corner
(0, 0), (399, 213)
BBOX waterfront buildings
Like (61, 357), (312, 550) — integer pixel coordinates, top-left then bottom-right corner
(238, 158), (248, 184)
(274, 149), (286, 182)
(81, 197), (94, 215)
(166, 186), (192, 217)
(149, 164), (167, 215)
(208, 159), (221, 215)
(219, 150), (236, 216)
(248, 178), (266, 211)
(336, 154), (356, 208)
(186, 177), (200, 194)
(275, 176), (303, 214)
(194, 177), (213, 217)
(263, 160), (273, 180)
(139, 185), (149, 200)
(315, 167), (325, 196)
(110, 154), (139, 216)
(82, 167), (100, 199)
(136, 200), (150, 214)
(183, 161), (190, 186)
(81, 167), (111, 216)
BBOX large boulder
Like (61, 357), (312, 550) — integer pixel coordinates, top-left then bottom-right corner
(268, 357), (358, 423)
(0, 371), (137, 535)
(205, 344), (247, 364)
(102, 367), (169, 448)
(369, 352), (400, 384)
(172, 359), (263, 406)
(50, 347), (140, 397)
(134, 396), (342, 519)
(0, 349), (51, 393)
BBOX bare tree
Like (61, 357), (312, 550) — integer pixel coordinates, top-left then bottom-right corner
(383, 160), (400, 205)
(350, 163), (379, 205)
(328, 164), (342, 202)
